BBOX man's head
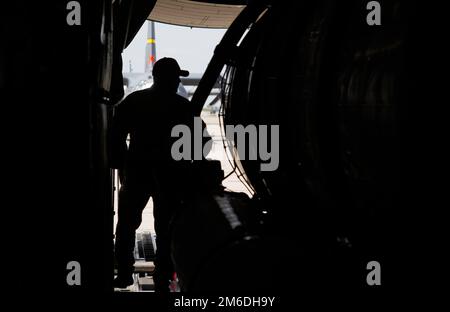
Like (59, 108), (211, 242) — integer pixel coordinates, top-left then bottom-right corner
(152, 57), (189, 93)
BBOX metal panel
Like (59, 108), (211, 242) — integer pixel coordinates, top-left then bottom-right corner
(148, 0), (245, 28)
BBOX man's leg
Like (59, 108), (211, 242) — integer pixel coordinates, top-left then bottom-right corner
(114, 181), (152, 287)
(152, 193), (178, 293)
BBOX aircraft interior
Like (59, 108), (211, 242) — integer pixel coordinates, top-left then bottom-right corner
(1, 0), (442, 298)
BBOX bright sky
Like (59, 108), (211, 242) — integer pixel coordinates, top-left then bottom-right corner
(122, 21), (226, 74)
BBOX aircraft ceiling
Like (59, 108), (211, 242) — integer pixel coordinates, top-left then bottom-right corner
(147, 0), (246, 28)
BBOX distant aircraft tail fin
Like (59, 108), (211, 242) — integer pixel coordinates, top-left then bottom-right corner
(144, 21), (156, 74)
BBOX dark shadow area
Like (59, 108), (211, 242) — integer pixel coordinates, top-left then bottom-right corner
(1, 0), (445, 302)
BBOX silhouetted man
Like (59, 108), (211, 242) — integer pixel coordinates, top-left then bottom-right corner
(110, 57), (199, 291)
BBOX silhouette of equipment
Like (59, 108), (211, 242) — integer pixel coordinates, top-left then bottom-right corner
(170, 0), (417, 291)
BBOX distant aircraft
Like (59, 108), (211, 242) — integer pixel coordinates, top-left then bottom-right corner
(122, 21), (221, 112)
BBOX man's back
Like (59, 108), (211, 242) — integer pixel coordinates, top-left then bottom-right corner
(112, 86), (194, 170)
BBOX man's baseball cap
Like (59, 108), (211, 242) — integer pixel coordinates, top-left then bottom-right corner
(152, 57), (190, 78)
